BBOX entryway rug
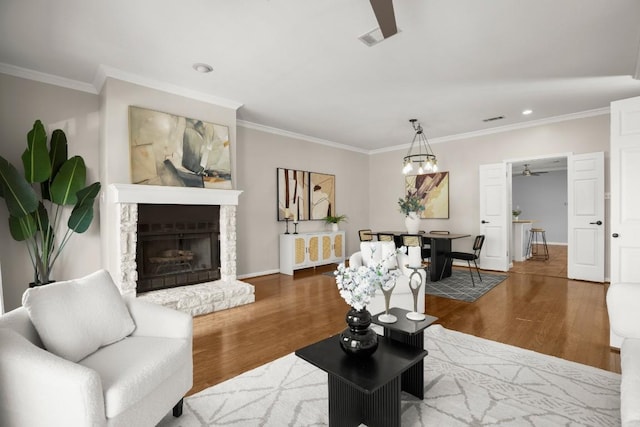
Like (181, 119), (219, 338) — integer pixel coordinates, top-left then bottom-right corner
(424, 269), (507, 302)
(158, 325), (620, 426)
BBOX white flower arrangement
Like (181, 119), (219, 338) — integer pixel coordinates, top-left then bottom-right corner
(334, 247), (404, 311)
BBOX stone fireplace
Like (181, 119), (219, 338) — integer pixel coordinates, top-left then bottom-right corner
(107, 184), (255, 316)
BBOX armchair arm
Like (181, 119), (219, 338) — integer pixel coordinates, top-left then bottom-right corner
(0, 328), (105, 427)
(349, 252), (363, 268)
(607, 283), (640, 339)
(125, 298), (192, 340)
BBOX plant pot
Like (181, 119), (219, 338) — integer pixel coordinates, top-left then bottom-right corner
(331, 223), (339, 232)
(405, 212), (421, 234)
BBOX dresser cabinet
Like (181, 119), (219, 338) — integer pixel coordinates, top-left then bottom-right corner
(280, 231), (345, 275)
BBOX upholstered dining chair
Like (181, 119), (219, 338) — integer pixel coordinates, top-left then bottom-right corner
(440, 235), (485, 286)
(358, 229), (374, 242)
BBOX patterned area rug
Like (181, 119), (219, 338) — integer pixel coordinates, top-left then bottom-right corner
(158, 325), (620, 427)
(424, 269), (507, 302)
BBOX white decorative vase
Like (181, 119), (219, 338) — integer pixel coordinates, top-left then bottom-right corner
(405, 212), (421, 234)
(331, 223), (339, 232)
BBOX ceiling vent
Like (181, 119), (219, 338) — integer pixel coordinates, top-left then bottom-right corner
(482, 115), (505, 122)
(358, 27), (399, 47)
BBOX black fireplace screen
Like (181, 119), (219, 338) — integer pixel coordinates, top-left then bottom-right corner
(136, 204), (220, 294)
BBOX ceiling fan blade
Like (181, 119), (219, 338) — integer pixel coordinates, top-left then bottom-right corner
(369, 0), (397, 38)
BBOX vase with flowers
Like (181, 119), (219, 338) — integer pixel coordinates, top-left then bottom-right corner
(334, 248), (403, 357)
(398, 190), (425, 234)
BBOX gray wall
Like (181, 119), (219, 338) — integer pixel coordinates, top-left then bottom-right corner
(513, 170), (568, 244)
(0, 73), (101, 310)
(0, 72), (612, 310)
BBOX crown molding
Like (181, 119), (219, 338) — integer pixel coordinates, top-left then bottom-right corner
(371, 107), (611, 155)
(0, 62), (97, 94)
(93, 65), (244, 110)
(237, 120), (369, 154)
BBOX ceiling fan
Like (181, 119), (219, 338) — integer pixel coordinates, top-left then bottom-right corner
(521, 164), (548, 177)
(369, 0), (398, 39)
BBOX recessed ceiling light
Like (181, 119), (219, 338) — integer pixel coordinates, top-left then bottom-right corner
(522, 109), (533, 115)
(193, 63), (213, 73)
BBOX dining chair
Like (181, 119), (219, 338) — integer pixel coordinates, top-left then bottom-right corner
(440, 235), (485, 286)
(377, 233), (395, 242)
(358, 229), (374, 242)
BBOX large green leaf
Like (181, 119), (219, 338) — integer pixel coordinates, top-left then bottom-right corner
(0, 156), (39, 217)
(8, 214), (37, 241)
(50, 156), (86, 205)
(22, 120), (51, 183)
(33, 202), (50, 231)
(42, 128), (68, 200)
(49, 129), (68, 176)
(68, 182), (101, 233)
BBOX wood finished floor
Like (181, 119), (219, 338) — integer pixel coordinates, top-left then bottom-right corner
(190, 251), (619, 396)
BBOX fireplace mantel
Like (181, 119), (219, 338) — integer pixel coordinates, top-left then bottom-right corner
(109, 183), (242, 206)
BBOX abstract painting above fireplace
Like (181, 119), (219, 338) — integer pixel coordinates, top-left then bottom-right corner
(128, 106), (232, 189)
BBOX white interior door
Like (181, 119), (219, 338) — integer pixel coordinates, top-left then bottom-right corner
(610, 96), (640, 347)
(567, 152), (605, 282)
(479, 163), (509, 271)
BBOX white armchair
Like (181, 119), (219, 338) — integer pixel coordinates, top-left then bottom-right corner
(349, 241), (426, 317)
(0, 270), (193, 427)
(607, 283), (640, 426)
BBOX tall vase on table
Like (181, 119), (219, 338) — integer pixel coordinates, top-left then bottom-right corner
(405, 212), (421, 234)
(339, 307), (378, 357)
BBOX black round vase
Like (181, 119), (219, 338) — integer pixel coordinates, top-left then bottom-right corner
(339, 307), (378, 357)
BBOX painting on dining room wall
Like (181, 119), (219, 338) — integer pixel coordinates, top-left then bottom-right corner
(309, 172), (335, 220)
(128, 106), (232, 189)
(277, 168), (310, 221)
(405, 172), (449, 219)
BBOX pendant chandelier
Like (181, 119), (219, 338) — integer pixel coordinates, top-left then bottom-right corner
(402, 119), (438, 175)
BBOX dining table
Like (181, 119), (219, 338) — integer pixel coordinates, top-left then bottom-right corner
(372, 231), (471, 282)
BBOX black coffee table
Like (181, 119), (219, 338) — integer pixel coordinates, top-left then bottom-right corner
(295, 334), (427, 427)
(372, 307), (438, 399)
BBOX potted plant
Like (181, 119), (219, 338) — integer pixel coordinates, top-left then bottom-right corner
(398, 190), (425, 234)
(0, 120), (101, 286)
(323, 214), (348, 231)
(512, 208), (522, 220)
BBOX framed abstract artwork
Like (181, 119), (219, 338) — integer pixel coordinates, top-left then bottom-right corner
(309, 172), (335, 220)
(405, 172), (449, 219)
(128, 106), (232, 189)
(277, 168), (310, 221)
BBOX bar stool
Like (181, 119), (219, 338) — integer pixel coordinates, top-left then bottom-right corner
(527, 228), (549, 260)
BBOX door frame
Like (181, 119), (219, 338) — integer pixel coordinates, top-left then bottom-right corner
(504, 152), (572, 269)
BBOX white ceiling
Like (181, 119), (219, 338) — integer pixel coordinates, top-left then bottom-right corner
(2, 0), (640, 152)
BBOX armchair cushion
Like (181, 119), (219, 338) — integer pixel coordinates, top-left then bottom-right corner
(22, 269), (135, 362)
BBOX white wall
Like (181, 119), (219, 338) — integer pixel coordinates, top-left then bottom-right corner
(513, 170), (568, 243)
(368, 115), (610, 259)
(236, 126), (370, 276)
(0, 73), (101, 310)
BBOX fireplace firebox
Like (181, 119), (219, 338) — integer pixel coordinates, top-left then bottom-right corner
(136, 204), (220, 294)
